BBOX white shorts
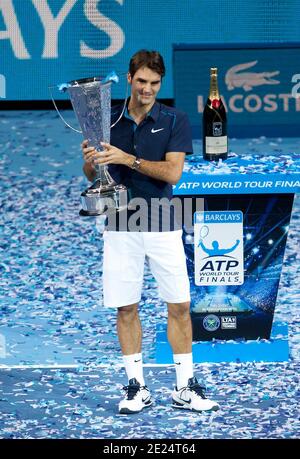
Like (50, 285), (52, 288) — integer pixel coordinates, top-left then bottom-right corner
(102, 230), (190, 308)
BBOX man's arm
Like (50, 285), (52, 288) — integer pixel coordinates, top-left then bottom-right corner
(131, 152), (185, 185)
(81, 140), (97, 182)
(83, 161), (97, 182)
(97, 142), (186, 185)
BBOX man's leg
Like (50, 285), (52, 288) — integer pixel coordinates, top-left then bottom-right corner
(167, 301), (220, 411)
(117, 303), (142, 355)
(117, 303), (152, 414)
(167, 301), (193, 390)
(118, 303), (145, 385)
(167, 302), (192, 354)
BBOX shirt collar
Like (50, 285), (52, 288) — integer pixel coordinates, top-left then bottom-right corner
(148, 101), (160, 122)
(122, 99), (160, 123)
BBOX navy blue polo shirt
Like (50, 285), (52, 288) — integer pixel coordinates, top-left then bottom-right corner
(106, 100), (193, 231)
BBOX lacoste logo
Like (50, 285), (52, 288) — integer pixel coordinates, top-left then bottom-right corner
(151, 128), (164, 133)
(225, 61), (280, 91)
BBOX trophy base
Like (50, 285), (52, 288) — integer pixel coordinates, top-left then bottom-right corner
(79, 209), (105, 217)
(79, 181), (128, 217)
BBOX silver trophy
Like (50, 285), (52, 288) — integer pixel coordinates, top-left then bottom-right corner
(54, 74), (127, 216)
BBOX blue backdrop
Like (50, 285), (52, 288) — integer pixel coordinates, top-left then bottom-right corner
(0, 0), (300, 100)
(173, 43), (300, 137)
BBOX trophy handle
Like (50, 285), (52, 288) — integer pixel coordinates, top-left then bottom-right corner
(49, 78), (129, 133)
(49, 85), (82, 133)
(110, 81), (129, 128)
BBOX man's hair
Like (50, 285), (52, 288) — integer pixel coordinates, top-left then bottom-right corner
(129, 50), (165, 78)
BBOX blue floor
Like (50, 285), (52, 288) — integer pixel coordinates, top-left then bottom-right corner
(0, 110), (299, 438)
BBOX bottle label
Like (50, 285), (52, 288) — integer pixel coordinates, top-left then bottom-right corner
(205, 136), (227, 154)
(213, 122), (223, 136)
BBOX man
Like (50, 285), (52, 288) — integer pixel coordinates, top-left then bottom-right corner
(82, 50), (219, 414)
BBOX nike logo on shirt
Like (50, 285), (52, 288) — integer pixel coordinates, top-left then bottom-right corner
(151, 128), (164, 133)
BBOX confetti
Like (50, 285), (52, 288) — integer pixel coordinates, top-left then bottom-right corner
(0, 112), (299, 438)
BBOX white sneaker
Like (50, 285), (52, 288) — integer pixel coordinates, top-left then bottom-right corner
(119, 378), (152, 414)
(172, 377), (220, 412)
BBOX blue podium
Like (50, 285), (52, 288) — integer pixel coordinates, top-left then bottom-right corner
(156, 139), (300, 363)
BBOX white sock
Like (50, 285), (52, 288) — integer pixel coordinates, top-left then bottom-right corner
(173, 353), (194, 390)
(123, 353), (145, 386)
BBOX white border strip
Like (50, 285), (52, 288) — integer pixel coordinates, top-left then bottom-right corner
(0, 363), (174, 370)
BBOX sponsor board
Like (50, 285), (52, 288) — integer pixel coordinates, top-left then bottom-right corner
(194, 211), (244, 286)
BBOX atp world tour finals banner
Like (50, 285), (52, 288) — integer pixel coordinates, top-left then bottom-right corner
(180, 194), (294, 341)
(173, 43), (300, 137)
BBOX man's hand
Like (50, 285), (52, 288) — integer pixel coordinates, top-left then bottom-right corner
(81, 139), (99, 167)
(94, 142), (135, 167)
(81, 140), (134, 168)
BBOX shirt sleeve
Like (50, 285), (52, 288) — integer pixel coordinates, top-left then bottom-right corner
(166, 111), (193, 155)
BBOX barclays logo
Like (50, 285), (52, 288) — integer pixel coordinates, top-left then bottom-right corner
(225, 61), (280, 92)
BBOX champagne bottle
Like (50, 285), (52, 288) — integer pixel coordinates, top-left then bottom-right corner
(202, 67), (228, 161)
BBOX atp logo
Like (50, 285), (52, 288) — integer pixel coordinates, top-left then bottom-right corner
(198, 238), (240, 272)
(0, 74), (6, 98)
(194, 211), (244, 286)
(225, 61), (280, 91)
